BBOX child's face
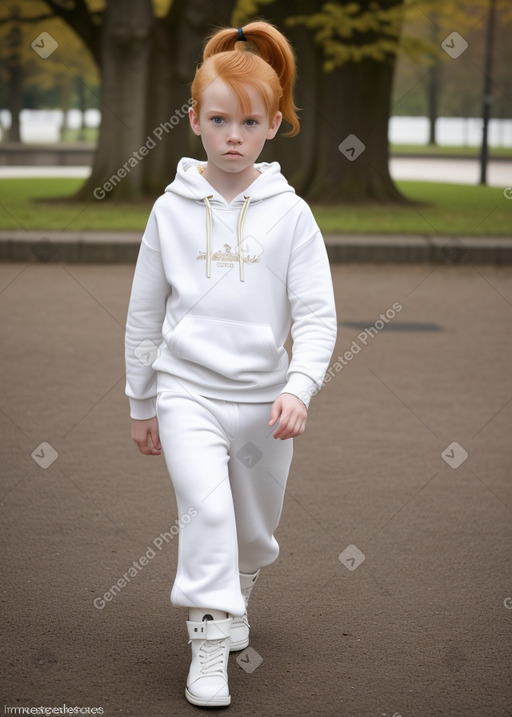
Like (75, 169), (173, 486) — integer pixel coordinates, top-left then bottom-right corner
(189, 79), (282, 177)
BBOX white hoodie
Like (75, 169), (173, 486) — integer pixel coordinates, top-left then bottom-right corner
(125, 158), (337, 420)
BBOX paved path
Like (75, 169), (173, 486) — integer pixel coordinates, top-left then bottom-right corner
(1, 262), (511, 716)
(390, 157), (511, 187)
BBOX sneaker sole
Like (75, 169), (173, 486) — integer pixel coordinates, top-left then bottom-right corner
(185, 688), (231, 707)
(229, 638), (249, 652)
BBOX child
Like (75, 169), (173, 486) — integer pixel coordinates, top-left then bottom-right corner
(125, 20), (337, 708)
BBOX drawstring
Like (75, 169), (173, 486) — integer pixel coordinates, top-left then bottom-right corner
(202, 195), (251, 282)
(237, 196), (251, 282)
(204, 195), (213, 279)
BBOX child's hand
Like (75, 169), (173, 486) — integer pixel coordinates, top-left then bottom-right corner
(131, 417), (162, 456)
(268, 393), (307, 440)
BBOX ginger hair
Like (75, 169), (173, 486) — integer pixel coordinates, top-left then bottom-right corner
(191, 20), (300, 136)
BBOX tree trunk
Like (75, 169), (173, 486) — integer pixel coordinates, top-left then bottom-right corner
(141, 14), (186, 196)
(305, 54), (404, 203)
(141, 0), (202, 196)
(427, 62), (439, 145)
(427, 18), (440, 146)
(59, 80), (73, 141)
(76, 75), (87, 141)
(5, 14), (22, 142)
(259, 17), (322, 196)
(251, 0), (322, 196)
(74, 0), (237, 200)
(75, 0), (154, 201)
(141, 0), (239, 195)
(242, 0), (405, 203)
(7, 64), (22, 143)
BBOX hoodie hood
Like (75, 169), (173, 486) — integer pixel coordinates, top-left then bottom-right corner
(164, 158), (295, 282)
(165, 157), (296, 205)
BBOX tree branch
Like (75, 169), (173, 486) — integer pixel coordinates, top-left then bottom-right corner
(39, 0), (103, 67)
(0, 14), (55, 26)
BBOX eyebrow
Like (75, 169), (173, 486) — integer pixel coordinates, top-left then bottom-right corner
(205, 110), (265, 119)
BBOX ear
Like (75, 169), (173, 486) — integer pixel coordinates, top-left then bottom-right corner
(266, 111), (283, 140)
(189, 106), (201, 136)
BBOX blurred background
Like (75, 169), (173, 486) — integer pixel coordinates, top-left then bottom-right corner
(0, 0), (511, 236)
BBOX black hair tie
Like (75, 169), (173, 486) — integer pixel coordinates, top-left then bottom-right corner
(237, 27), (247, 42)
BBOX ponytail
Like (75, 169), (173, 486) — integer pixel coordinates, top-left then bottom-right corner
(191, 20), (300, 136)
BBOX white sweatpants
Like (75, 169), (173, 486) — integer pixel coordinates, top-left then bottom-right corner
(156, 385), (294, 616)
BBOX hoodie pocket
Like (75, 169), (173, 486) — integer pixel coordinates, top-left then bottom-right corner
(168, 315), (281, 378)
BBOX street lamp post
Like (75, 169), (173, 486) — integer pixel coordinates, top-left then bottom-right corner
(479, 0), (497, 185)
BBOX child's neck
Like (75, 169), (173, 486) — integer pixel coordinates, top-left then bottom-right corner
(201, 163), (260, 204)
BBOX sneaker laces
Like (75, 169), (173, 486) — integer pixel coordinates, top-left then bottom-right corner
(197, 639), (228, 677)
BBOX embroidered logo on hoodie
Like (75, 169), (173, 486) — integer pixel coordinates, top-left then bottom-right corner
(196, 242), (260, 269)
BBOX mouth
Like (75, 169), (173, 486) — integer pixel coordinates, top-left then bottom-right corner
(224, 151), (243, 156)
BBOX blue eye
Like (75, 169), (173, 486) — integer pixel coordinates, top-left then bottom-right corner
(245, 119), (257, 126)
(211, 117), (224, 124)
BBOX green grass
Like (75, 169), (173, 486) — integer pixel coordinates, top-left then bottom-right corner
(390, 144), (512, 158)
(59, 128), (99, 143)
(0, 178), (510, 236)
(0, 179), (153, 232)
(313, 182), (511, 236)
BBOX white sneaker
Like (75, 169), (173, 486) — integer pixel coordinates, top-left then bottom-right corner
(230, 570), (259, 652)
(185, 616), (232, 707)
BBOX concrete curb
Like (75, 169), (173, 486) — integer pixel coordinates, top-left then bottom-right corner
(323, 234), (512, 265)
(1, 231), (512, 264)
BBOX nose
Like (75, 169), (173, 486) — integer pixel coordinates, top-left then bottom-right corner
(226, 123), (242, 144)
